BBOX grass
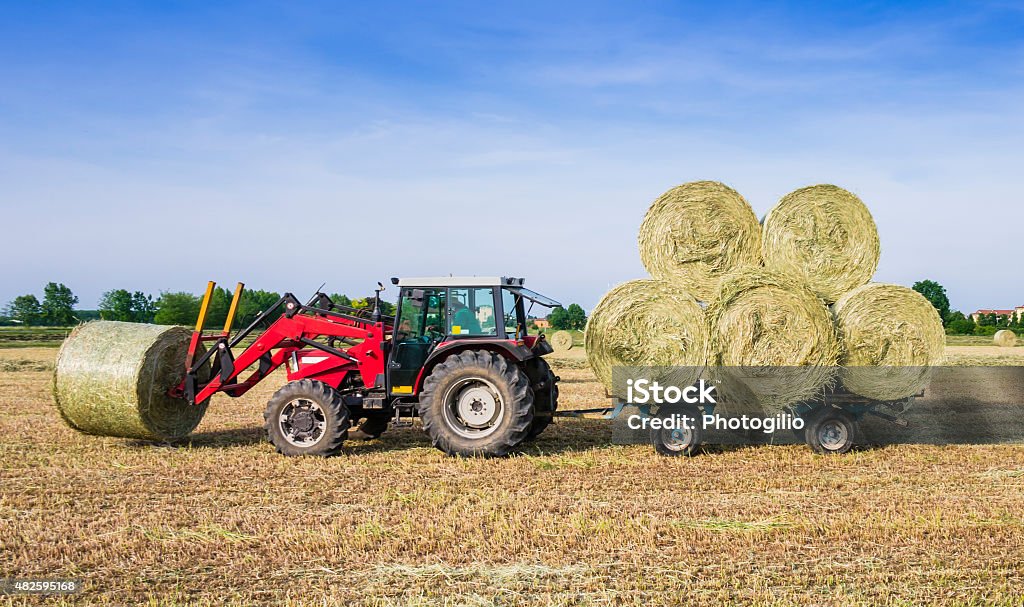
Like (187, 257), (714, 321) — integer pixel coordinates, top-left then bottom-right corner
(946, 334), (1022, 346)
(1, 346), (1023, 605)
(0, 326), (71, 348)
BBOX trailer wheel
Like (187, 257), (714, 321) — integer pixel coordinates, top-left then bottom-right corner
(418, 350), (534, 457)
(525, 358), (558, 441)
(651, 405), (703, 457)
(264, 379), (349, 457)
(805, 408), (856, 455)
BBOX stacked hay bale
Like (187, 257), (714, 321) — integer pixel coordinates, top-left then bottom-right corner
(587, 180), (945, 409)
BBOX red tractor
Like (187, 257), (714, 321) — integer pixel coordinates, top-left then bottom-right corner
(172, 277), (562, 457)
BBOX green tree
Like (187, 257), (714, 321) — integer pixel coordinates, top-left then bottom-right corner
(99, 289), (154, 323)
(41, 282), (78, 326)
(131, 292), (156, 323)
(98, 289), (135, 321)
(912, 280), (950, 325)
(329, 294), (353, 308)
(237, 289), (283, 327)
(945, 310), (968, 324)
(548, 306), (569, 330)
(565, 303), (587, 330)
(348, 295), (395, 317)
(203, 287), (234, 329)
(946, 318), (975, 335)
(5, 295), (43, 326)
(154, 292), (200, 325)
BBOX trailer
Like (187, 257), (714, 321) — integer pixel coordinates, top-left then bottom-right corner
(556, 387), (923, 456)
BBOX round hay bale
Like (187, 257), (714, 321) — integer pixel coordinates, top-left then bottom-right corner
(638, 181), (762, 302)
(550, 330), (574, 351)
(762, 184), (880, 303)
(832, 283), (945, 401)
(994, 330), (1018, 348)
(707, 268), (839, 412)
(54, 321), (209, 441)
(585, 279), (708, 396)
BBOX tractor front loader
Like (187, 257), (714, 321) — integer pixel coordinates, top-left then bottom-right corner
(171, 277), (562, 457)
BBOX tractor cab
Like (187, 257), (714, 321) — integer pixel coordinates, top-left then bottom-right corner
(385, 276), (561, 399)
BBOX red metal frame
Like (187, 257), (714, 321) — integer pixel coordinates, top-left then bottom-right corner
(174, 305), (390, 404)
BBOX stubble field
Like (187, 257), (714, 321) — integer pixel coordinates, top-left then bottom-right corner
(1, 343), (1023, 605)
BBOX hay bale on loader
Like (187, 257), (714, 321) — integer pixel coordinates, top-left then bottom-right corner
(53, 321), (209, 441)
(638, 181), (762, 302)
(706, 268), (839, 413)
(585, 279), (709, 395)
(762, 184), (880, 303)
(994, 330), (1018, 348)
(832, 283), (945, 401)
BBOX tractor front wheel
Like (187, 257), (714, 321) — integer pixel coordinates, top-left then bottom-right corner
(418, 351), (534, 457)
(264, 379), (350, 456)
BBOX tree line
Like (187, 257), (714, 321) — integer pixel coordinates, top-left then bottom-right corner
(912, 279), (1022, 336)
(541, 303), (587, 330)
(1, 283), (396, 328)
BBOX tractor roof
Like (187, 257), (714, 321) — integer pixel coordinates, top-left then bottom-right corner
(394, 276), (526, 288)
(392, 276), (561, 308)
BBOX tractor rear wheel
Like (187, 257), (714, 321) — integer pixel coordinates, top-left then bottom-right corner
(418, 350), (534, 457)
(525, 358), (558, 440)
(264, 379), (350, 457)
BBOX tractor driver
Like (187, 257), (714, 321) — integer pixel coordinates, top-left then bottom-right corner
(450, 300), (482, 335)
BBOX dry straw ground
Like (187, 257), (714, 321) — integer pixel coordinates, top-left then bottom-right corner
(2, 345), (1024, 606)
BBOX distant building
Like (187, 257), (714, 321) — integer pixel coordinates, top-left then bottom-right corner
(531, 318), (550, 329)
(971, 308), (1021, 323)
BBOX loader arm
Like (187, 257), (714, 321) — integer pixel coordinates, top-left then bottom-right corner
(171, 285), (390, 405)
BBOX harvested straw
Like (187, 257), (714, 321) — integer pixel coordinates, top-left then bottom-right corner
(707, 268), (839, 412)
(638, 181), (762, 301)
(993, 329), (1018, 348)
(54, 321), (209, 441)
(585, 279), (708, 395)
(762, 184), (880, 303)
(550, 330), (574, 351)
(832, 283), (945, 401)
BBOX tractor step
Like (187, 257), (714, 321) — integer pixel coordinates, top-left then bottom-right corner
(392, 406), (415, 428)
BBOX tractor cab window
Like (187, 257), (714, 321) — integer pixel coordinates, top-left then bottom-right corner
(395, 288), (446, 343)
(502, 288), (525, 338)
(448, 288), (497, 336)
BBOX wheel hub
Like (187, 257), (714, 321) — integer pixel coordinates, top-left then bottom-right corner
(456, 386), (498, 428)
(279, 398), (327, 447)
(443, 378), (505, 439)
(819, 420), (848, 450)
(665, 426), (693, 450)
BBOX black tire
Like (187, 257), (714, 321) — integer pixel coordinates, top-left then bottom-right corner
(805, 407), (857, 455)
(264, 379), (349, 457)
(651, 405), (703, 457)
(418, 350), (534, 457)
(525, 358), (559, 440)
(354, 414), (389, 440)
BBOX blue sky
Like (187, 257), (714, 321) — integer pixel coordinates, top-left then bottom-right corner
(1, 1), (1022, 312)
